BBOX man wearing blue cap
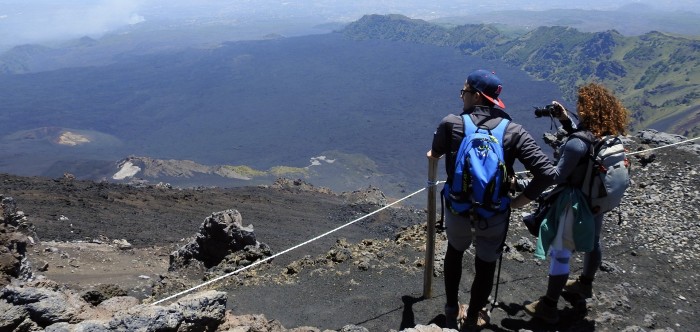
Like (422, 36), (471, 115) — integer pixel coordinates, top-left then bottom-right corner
(429, 69), (556, 330)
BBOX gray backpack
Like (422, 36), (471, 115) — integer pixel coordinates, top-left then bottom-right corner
(573, 133), (631, 215)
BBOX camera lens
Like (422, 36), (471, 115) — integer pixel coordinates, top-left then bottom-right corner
(534, 107), (550, 117)
(534, 104), (559, 117)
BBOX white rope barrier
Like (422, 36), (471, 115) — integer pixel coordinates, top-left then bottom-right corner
(627, 135), (700, 155)
(515, 135), (700, 175)
(151, 135), (697, 305)
(151, 185), (428, 306)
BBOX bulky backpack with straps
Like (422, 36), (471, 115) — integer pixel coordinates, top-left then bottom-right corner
(443, 115), (510, 219)
(572, 132), (631, 216)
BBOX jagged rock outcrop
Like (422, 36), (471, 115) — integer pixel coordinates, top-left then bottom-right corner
(341, 185), (388, 207)
(271, 178), (334, 195)
(0, 224), (27, 288)
(637, 129), (700, 154)
(169, 209), (271, 270)
(0, 196), (34, 288)
(2, 196), (27, 228)
(1, 282), (228, 331)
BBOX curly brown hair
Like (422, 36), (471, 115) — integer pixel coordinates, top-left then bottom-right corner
(577, 83), (630, 138)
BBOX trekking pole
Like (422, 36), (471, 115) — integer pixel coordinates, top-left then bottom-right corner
(491, 213), (510, 311)
(423, 152), (439, 298)
(491, 251), (503, 311)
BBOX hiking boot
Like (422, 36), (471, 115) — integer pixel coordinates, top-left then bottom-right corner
(564, 276), (593, 298)
(444, 304), (460, 330)
(460, 304), (490, 331)
(524, 297), (559, 324)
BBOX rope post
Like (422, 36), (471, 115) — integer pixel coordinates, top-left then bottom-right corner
(424, 152), (439, 298)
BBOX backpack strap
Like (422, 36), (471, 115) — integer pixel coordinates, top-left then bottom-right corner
(462, 114), (509, 140)
(567, 130), (596, 167)
(462, 114), (478, 135)
(490, 118), (510, 144)
(568, 129), (594, 146)
(570, 131), (626, 212)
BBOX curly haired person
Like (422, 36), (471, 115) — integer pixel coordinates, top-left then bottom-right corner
(524, 82), (630, 324)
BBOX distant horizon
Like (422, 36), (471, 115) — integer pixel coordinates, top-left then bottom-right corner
(1, 0), (698, 50)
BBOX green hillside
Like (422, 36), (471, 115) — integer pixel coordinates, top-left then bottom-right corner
(343, 14), (700, 137)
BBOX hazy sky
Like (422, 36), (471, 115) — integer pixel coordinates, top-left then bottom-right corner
(1, 0), (697, 48)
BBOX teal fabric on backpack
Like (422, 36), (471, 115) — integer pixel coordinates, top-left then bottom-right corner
(443, 115), (510, 219)
(535, 187), (595, 259)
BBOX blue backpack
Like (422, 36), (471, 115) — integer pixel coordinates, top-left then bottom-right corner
(443, 115), (510, 219)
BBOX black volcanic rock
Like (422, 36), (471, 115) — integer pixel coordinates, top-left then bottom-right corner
(169, 209), (270, 269)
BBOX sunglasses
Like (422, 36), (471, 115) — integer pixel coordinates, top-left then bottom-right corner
(460, 88), (477, 97)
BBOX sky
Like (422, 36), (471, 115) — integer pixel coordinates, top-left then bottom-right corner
(1, 0), (698, 49)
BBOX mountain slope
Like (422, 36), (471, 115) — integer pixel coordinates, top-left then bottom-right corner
(0, 32), (562, 197)
(1, 14), (697, 196)
(432, 5), (700, 36)
(343, 14), (700, 137)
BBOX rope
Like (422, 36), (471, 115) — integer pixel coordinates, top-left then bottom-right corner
(151, 136), (698, 305)
(627, 135), (700, 155)
(151, 185), (428, 306)
(514, 135), (700, 175)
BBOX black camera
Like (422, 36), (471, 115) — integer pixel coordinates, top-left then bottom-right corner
(534, 104), (562, 118)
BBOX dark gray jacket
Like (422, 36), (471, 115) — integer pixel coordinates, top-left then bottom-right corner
(431, 105), (556, 200)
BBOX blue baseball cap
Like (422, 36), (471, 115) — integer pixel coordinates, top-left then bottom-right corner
(466, 69), (505, 109)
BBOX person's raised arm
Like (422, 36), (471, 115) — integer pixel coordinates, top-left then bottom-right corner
(552, 101), (577, 133)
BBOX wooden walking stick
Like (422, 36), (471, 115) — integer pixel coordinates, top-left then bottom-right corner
(424, 151), (439, 298)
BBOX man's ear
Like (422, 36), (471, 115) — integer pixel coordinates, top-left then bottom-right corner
(474, 91), (484, 103)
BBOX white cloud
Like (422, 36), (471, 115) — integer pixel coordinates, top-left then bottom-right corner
(0, 0), (145, 46)
(129, 13), (145, 25)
